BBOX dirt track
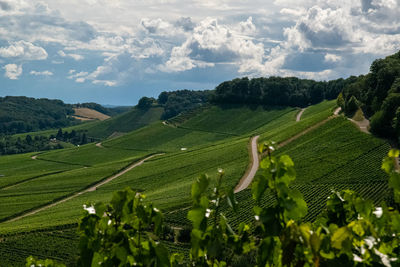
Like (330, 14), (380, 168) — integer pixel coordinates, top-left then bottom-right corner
(296, 108), (306, 122)
(234, 136), (260, 193)
(234, 107), (342, 193)
(6, 154), (163, 223)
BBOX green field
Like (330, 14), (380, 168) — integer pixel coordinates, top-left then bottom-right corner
(0, 100), (392, 266)
(11, 106), (163, 141)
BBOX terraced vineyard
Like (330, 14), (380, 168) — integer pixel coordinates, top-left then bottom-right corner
(0, 100), (392, 265)
(220, 117), (390, 229)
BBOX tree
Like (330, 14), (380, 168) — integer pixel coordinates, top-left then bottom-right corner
(158, 91), (169, 105)
(337, 92), (345, 110)
(56, 128), (63, 140)
(345, 95), (358, 116)
(25, 134), (33, 145)
(137, 97), (155, 110)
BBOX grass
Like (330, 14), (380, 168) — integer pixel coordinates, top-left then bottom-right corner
(37, 143), (148, 166)
(0, 159), (132, 221)
(0, 153), (79, 188)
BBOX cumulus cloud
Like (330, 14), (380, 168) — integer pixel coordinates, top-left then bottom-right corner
(30, 70), (53, 76)
(0, 41), (48, 60)
(3, 63), (22, 79)
(161, 17), (264, 72)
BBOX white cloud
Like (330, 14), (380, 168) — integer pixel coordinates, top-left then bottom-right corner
(68, 66), (117, 86)
(324, 53), (341, 62)
(161, 17), (264, 72)
(30, 70), (53, 76)
(3, 63), (22, 79)
(58, 50), (84, 61)
(0, 41), (48, 60)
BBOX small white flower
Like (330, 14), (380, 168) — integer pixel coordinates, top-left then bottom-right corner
(83, 204), (96, 214)
(373, 207), (383, 218)
(205, 209), (211, 218)
(353, 254), (363, 262)
(364, 236), (376, 250)
(254, 215), (260, 221)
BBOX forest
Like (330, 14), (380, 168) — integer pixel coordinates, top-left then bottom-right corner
(340, 51), (400, 142)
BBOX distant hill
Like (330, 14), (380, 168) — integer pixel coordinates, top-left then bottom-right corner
(73, 102), (131, 117)
(0, 96), (77, 135)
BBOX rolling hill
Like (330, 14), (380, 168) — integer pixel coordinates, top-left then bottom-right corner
(0, 99), (392, 266)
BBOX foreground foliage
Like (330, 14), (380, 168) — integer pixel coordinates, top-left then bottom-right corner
(27, 145), (400, 266)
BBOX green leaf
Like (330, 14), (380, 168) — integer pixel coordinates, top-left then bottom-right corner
(227, 188), (238, 213)
(331, 226), (352, 250)
(191, 174), (209, 202)
(187, 207), (206, 229)
(279, 155), (294, 167)
(252, 174), (268, 202)
(388, 149), (399, 158)
(260, 157), (271, 169)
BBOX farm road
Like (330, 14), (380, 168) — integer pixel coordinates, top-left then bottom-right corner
(234, 106), (342, 193)
(6, 153), (163, 223)
(234, 135), (260, 193)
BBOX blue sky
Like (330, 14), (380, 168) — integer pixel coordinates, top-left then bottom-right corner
(0, 0), (399, 106)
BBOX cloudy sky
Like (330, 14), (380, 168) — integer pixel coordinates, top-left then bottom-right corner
(0, 0), (399, 105)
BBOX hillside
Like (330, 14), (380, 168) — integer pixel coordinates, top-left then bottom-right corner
(0, 96), (77, 135)
(71, 108), (110, 121)
(0, 99), (393, 266)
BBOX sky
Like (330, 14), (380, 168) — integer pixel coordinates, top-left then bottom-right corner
(0, 0), (399, 106)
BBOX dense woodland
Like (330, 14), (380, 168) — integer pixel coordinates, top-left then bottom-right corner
(0, 96), (77, 135)
(211, 76), (357, 107)
(340, 50), (400, 142)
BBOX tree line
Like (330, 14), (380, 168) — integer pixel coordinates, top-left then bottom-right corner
(211, 76), (357, 107)
(0, 129), (91, 155)
(339, 50), (400, 143)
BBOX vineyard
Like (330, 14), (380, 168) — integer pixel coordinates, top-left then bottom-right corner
(0, 100), (393, 265)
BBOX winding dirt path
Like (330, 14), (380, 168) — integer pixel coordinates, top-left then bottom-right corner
(6, 154), (164, 223)
(31, 155), (38, 160)
(234, 136), (260, 193)
(234, 107), (343, 193)
(296, 108), (306, 122)
(96, 142), (103, 148)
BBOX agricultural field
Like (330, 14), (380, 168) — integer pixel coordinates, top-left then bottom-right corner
(259, 100), (337, 143)
(11, 106), (163, 141)
(0, 100), (392, 266)
(179, 105), (296, 135)
(36, 143), (148, 166)
(221, 117), (390, 229)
